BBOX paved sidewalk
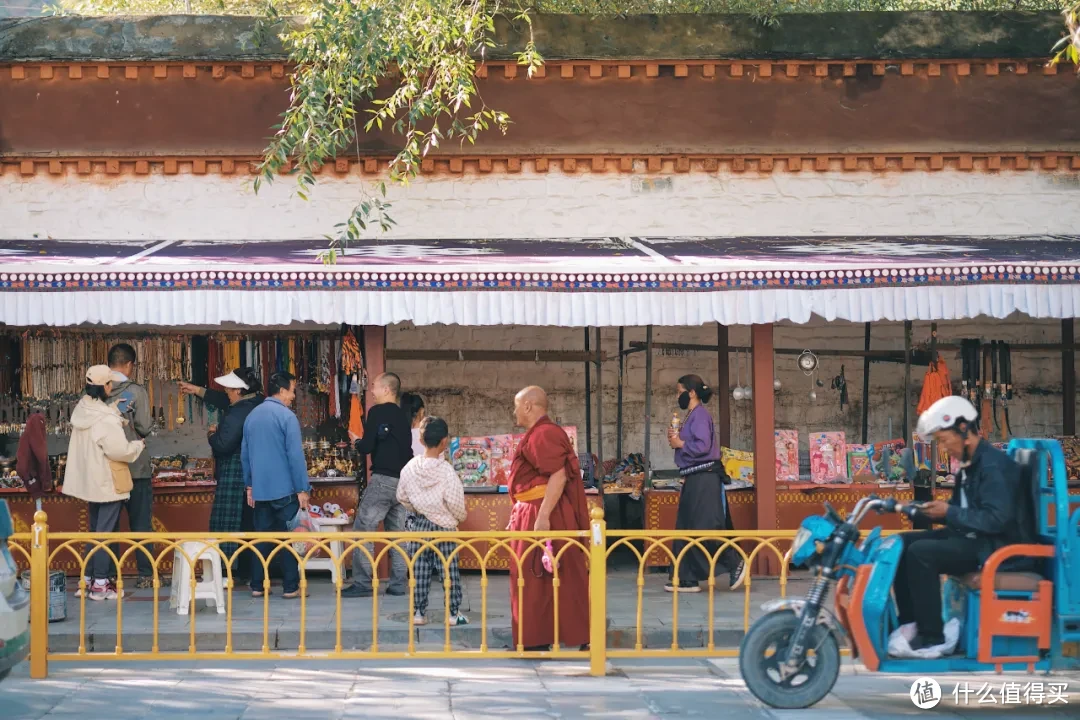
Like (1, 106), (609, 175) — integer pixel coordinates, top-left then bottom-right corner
(3, 657), (1078, 719)
(42, 568), (810, 653)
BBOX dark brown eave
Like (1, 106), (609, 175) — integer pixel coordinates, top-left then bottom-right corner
(0, 11), (1070, 63)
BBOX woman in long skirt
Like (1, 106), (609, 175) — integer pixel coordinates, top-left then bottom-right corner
(665, 374), (747, 592)
(179, 368), (263, 578)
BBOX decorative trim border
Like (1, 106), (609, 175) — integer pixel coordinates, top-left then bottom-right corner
(4, 152), (1080, 178)
(2, 265), (1077, 292)
(2, 59), (1073, 82)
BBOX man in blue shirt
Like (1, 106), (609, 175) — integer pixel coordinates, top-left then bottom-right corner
(242, 371), (311, 599)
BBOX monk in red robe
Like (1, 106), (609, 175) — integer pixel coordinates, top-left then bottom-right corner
(508, 386), (591, 651)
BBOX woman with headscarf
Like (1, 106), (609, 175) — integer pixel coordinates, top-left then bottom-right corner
(665, 374), (747, 593)
(180, 367), (263, 574)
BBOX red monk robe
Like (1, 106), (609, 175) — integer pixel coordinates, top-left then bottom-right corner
(508, 416), (591, 649)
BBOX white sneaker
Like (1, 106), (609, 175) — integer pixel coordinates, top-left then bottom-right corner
(449, 614), (469, 627)
(413, 612), (427, 626)
(89, 582), (123, 601)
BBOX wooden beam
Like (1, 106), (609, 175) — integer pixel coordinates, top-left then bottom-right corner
(385, 349), (607, 362)
(1065, 320), (1076, 436)
(717, 324), (731, 447)
(751, 324), (778, 574)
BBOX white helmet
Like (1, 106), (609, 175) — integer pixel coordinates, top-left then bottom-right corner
(916, 395), (978, 441)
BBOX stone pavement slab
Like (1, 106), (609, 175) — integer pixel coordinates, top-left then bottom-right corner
(44, 568), (810, 653)
(3, 657), (1078, 720)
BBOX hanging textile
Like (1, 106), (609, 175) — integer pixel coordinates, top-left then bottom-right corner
(917, 357), (953, 416)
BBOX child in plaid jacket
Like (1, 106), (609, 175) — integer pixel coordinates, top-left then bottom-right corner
(396, 417), (469, 626)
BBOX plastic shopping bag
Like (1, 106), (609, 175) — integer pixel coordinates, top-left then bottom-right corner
(286, 507), (317, 557)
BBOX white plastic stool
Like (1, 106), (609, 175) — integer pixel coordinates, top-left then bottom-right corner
(305, 516), (349, 583)
(169, 540), (226, 616)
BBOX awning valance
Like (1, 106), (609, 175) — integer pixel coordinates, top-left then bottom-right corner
(3, 236), (1080, 327)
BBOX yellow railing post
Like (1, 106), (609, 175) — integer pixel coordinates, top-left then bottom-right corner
(29, 510), (49, 679)
(588, 506), (607, 677)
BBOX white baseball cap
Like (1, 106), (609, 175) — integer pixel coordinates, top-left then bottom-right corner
(215, 371), (250, 390)
(86, 365), (125, 386)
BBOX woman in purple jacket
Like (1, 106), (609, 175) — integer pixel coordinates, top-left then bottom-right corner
(666, 374), (747, 593)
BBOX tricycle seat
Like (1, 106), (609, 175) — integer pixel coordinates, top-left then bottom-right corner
(955, 571), (1045, 594)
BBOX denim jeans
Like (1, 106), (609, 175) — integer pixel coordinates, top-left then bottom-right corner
(250, 494), (301, 594)
(350, 474), (408, 592)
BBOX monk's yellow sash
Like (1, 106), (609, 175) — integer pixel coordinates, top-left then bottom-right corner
(512, 484), (548, 503)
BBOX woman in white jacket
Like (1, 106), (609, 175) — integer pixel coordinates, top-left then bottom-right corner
(63, 365), (146, 601)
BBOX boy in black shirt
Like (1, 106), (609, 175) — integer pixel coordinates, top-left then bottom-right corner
(342, 372), (414, 598)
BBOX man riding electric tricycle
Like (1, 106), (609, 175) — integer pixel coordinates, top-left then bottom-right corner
(740, 396), (1080, 709)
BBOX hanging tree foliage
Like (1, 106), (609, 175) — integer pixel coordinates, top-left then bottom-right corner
(56, 1), (1067, 260)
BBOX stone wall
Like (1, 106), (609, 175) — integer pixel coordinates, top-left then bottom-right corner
(387, 317), (1076, 470)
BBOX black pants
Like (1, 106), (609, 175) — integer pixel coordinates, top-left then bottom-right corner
(895, 529), (981, 642)
(124, 477), (155, 578)
(86, 501), (123, 581)
(671, 471), (739, 584)
(250, 495), (301, 595)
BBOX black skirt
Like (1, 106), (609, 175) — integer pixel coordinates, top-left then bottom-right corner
(671, 470), (739, 583)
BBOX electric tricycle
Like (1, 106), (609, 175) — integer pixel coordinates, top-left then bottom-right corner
(739, 439), (1080, 709)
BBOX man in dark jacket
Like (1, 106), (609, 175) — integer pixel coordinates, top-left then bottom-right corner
(893, 396), (1025, 652)
(108, 343), (165, 589)
(341, 372), (413, 598)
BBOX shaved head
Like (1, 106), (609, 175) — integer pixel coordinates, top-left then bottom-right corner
(375, 372), (401, 397)
(516, 386), (548, 410)
(513, 385), (549, 430)
(372, 372), (402, 404)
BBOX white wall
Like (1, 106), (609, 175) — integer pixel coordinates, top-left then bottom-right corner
(4, 167), (1080, 240)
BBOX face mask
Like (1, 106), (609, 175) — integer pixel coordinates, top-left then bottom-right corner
(678, 392), (691, 410)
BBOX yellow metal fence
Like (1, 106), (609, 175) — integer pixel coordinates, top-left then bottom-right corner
(9, 508), (805, 679)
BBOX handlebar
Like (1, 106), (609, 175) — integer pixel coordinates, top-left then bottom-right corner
(844, 495), (924, 526)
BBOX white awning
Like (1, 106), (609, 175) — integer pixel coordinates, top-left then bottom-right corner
(2, 236), (1080, 327)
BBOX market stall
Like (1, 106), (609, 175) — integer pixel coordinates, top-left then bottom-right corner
(0, 327), (370, 576)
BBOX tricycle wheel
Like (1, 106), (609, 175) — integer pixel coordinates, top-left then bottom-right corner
(739, 610), (840, 709)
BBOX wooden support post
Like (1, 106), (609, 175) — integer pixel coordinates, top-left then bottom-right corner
(363, 326), (386, 413)
(751, 324), (778, 574)
(1065, 320), (1076, 436)
(861, 323), (871, 444)
(617, 327), (625, 459)
(717, 324), (731, 447)
(903, 321), (913, 442)
(585, 328), (592, 457)
(929, 323), (938, 493)
(644, 326), (654, 486)
(595, 327), (604, 495)
(363, 326), (386, 484)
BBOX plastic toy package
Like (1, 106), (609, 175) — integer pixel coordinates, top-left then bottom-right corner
(721, 447), (755, 484)
(774, 430), (799, 483)
(809, 432), (846, 484)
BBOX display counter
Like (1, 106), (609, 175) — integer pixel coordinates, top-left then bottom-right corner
(2, 481), (359, 577)
(3, 483), (604, 575)
(641, 484), (951, 567)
